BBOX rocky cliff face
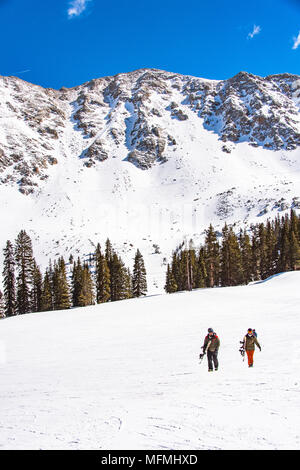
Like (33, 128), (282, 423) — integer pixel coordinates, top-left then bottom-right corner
(0, 69), (299, 194)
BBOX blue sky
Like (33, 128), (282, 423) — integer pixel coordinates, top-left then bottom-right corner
(0, 0), (300, 89)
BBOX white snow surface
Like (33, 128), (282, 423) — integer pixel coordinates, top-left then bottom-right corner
(1, 271), (300, 450)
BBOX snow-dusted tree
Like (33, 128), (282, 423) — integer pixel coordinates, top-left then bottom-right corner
(15, 230), (34, 314)
(2, 240), (16, 316)
(0, 290), (5, 318)
(132, 249), (147, 297)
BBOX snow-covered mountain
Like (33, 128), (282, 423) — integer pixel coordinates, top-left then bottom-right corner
(1, 271), (300, 449)
(0, 69), (300, 291)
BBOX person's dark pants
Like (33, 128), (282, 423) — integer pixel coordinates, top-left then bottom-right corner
(207, 350), (219, 370)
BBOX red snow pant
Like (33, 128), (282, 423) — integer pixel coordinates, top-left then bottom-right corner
(246, 350), (254, 366)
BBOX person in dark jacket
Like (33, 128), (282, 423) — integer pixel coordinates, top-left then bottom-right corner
(243, 328), (261, 367)
(200, 328), (220, 372)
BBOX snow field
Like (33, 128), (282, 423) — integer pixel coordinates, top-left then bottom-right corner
(0, 271), (300, 449)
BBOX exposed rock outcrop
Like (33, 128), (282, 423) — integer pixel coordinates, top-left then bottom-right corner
(0, 68), (299, 193)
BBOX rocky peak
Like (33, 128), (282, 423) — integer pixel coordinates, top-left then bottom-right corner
(184, 70), (300, 150)
(0, 69), (299, 193)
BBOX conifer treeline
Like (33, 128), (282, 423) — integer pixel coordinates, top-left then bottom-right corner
(165, 210), (300, 293)
(1, 233), (147, 318)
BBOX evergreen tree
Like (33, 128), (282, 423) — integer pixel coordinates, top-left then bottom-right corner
(185, 240), (196, 290)
(229, 227), (243, 285)
(53, 257), (71, 310)
(77, 263), (95, 307)
(15, 230), (34, 314)
(278, 219), (290, 273)
(165, 264), (178, 293)
(250, 225), (260, 281)
(123, 267), (133, 300)
(258, 223), (269, 279)
(165, 211), (300, 295)
(289, 229), (300, 271)
(95, 244), (111, 303)
(204, 224), (220, 287)
(263, 221), (275, 278)
(132, 249), (147, 297)
(32, 261), (42, 312)
(2, 240), (16, 316)
(105, 238), (114, 266)
(239, 229), (253, 284)
(194, 248), (207, 288)
(290, 209), (299, 241)
(288, 209), (300, 271)
(220, 225), (243, 287)
(0, 290), (5, 318)
(41, 269), (53, 311)
(109, 253), (128, 301)
(177, 244), (196, 291)
(71, 258), (82, 307)
(220, 224), (229, 286)
(177, 251), (187, 291)
(170, 251), (180, 290)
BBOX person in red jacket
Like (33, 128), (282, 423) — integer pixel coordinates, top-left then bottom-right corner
(200, 328), (220, 372)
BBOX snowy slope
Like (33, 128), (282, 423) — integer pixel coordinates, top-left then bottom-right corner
(0, 271), (300, 450)
(0, 69), (300, 292)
